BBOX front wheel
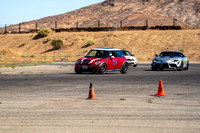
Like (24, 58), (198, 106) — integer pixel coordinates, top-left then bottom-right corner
(120, 62), (128, 74)
(185, 61), (189, 70)
(177, 61), (183, 71)
(99, 63), (107, 74)
(133, 64), (137, 67)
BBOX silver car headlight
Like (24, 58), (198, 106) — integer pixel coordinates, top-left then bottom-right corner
(95, 60), (100, 65)
(76, 59), (81, 64)
(174, 60), (180, 64)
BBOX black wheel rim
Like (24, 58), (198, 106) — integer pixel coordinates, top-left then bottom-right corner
(123, 64), (128, 72)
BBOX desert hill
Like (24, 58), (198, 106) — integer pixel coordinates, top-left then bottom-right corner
(0, 29), (200, 62)
(1, 0), (199, 33)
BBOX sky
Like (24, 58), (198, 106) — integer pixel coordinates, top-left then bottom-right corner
(0, 0), (103, 27)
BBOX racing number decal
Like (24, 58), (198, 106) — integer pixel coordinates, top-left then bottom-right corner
(113, 59), (117, 65)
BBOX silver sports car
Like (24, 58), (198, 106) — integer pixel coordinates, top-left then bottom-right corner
(151, 51), (189, 71)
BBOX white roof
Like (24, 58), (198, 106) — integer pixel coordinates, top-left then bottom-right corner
(91, 48), (121, 51)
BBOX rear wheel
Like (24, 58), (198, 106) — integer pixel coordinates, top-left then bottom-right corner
(120, 62), (128, 74)
(133, 64), (137, 67)
(152, 66), (157, 71)
(99, 63), (107, 74)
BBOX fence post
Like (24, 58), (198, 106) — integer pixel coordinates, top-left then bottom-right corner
(54, 46), (56, 62)
(173, 18), (177, 26)
(19, 23), (21, 33)
(76, 21), (79, 28)
(120, 20), (123, 28)
(36, 22), (38, 32)
(98, 21), (100, 28)
(4, 24), (7, 33)
(146, 20), (149, 27)
(60, 46), (62, 61)
(55, 21), (57, 32)
(45, 45), (47, 62)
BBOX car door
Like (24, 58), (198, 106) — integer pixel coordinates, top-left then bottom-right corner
(106, 51), (118, 69)
(115, 50), (124, 69)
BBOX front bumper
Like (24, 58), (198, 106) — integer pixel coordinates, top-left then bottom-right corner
(75, 64), (100, 72)
(152, 61), (182, 69)
(127, 59), (137, 65)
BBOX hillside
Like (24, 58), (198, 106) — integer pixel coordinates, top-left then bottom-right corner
(1, 0), (199, 33)
(0, 29), (200, 62)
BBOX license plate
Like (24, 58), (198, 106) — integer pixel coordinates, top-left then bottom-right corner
(82, 66), (88, 69)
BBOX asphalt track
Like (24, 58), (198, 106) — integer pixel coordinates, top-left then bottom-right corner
(0, 63), (200, 133)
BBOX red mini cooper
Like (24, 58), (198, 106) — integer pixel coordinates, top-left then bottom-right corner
(75, 48), (128, 74)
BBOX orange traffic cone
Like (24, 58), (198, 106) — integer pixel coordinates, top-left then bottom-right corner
(88, 83), (96, 100)
(155, 80), (167, 96)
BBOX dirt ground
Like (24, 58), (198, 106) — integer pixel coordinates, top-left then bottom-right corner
(0, 63), (200, 133)
(0, 29), (200, 62)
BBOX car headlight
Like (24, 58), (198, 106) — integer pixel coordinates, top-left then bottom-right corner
(174, 60), (180, 64)
(95, 60), (100, 65)
(76, 59), (81, 64)
(153, 59), (160, 63)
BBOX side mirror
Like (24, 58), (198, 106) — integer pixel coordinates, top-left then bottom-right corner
(155, 54), (158, 57)
(182, 55), (186, 57)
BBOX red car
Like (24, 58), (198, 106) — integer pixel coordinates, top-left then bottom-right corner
(75, 48), (128, 74)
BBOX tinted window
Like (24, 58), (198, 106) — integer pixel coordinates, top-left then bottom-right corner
(122, 51), (132, 56)
(116, 50), (124, 57)
(86, 50), (108, 58)
(159, 52), (182, 57)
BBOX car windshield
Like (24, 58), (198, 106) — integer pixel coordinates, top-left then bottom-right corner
(85, 50), (108, 58)
(122, 51), (132, 56)
(159, 52), (182, 57)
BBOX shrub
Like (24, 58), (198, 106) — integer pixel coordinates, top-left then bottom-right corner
(21, 53), (35, 58)
(82, 40), (95, 48)
(87, 40), (95, 46)
(51, 39), (63, 49)
(179, 49), (184, 53)
(37, 28), (52, 38)
(43, 38), (51, 43)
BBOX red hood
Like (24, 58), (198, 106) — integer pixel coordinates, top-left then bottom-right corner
(80, 57), (101, 64)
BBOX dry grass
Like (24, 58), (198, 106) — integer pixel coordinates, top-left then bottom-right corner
(0, 29), (200, 62)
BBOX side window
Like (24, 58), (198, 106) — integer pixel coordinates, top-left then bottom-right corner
(116, 50), (123, 57)
(108, 51), (116, 57)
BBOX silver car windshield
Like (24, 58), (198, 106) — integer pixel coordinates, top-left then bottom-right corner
(159, 52), (182, 57)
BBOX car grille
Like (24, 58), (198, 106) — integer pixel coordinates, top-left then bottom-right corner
(162, 63), (169, 68)
(82, 60), (90, 64)
(169, 64), (177, 68)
